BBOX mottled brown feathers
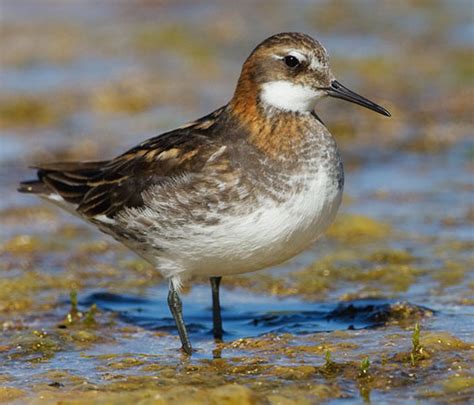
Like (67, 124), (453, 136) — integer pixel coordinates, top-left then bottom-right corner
(19, 113), (230, 218)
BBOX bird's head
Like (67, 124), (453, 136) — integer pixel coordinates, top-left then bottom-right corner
(232, 32), (390, 117)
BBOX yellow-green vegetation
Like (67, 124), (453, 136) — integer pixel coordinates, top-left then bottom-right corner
(322, 350), (339, 376)
(368, 249), (414, 265)
(0, 387), (26, 403)
(0, 271), (76, 314)
(1, 307), (472, 403)
(358, 356), (370, 378)
(433, 261), (467, 287)
(134, 25), (215, 70)
(92, 77), (155, 114)
(293, 253), (424, 299)
(325, 215), (392, 243)
(1, 234), (45, 255)
(442, 374), (474, 395)
(410, 323), (423, 366)
(420, 332), (473, 352)
(0, 22), (81, 67)
(0, 96), (58, 127)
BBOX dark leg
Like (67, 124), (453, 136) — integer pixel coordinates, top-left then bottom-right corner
(167, 283), (192, 355)
(210, 276), (223, 341)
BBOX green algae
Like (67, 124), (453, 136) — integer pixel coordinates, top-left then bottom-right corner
(2, 320), (472, 404)
(410, 323), (422, 366)
(0, 97), (58, 127)
(134, 25), (214, 69)
(358, 356), (370, 378)
(368, 250), (415, 265)
(433, 261), (467, 287)
(1, 234), (46, 255)
(325, 215), (392, 243)
(420, 332), (473, 352)
(0, 271), (76, 315)
(293, 258), (425, 299)
(107, 357), (146, 370)
(0, 386), (26, 403)
(442, 374), (474, 395)
(11, 330), (63, 362)
(92, 78), (156, 114)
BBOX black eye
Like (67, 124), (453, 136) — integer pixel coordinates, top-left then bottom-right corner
(284, 55), (300, 68)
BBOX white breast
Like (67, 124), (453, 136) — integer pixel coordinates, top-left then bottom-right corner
(153, 166), (343, 280)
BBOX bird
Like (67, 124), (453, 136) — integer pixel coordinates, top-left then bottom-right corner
(19, 32), (390, 355)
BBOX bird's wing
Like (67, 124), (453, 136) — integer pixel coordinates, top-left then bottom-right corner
(19, 106), (229, 219)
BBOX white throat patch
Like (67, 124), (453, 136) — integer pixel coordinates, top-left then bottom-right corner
(260, 80), (324, 113)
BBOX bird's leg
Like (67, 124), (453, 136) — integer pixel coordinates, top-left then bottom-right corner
(210, 276), (223, 341)
(167, 282), (192, 355)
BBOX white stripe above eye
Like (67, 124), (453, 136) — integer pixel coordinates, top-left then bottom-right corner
(287, 50), (307, 63)
(272, 50), (307, 63)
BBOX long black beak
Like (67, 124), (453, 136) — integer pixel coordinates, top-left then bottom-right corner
(326, 80), (391, 117)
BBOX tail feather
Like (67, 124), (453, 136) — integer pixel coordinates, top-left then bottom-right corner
(18, 161), (108, 207)
(18, 180), (50, 194)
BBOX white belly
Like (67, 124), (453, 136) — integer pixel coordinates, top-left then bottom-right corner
(151, 167), (343, 281)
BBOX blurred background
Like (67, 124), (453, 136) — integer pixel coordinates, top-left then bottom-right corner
(0, 0), (473, 403)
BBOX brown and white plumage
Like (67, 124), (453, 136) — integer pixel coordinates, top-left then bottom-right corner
(19, 32), (390, 354)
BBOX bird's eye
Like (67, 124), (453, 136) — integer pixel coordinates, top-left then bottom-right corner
(284, 55), (300, 68)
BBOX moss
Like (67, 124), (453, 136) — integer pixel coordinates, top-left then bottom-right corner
(368, 250), (414, 265)
(0, 96), (58, 127)
(384, 302), (432, 323)
(269, 365), (317, 380)
(12, 330), (63, 362)
(0, 387), (26, 402)
(294, 257), (424, 297)
(321, 350), (341, 376)
(442, 374), (474, 394)
(362, 265), (421, 293)
(0, 272), (79, 315)
(411, 323), (422, 366)
(68, 329), (101, 345)
(83, 304), (98, 327)
(0, 205), (56, 222)
(209, 384), (259, 405)
(420, 332), (472, 352)
(134, 25), (213, 68)
(66, 290), (81, 324)
(92, 78), (155, 114)
(1, 234), (44, 255)
(268, 384), (337, 404)
(451, 48), (474, 84)
(358, 356), (370, 378)
(107, 357), (146, 370)
(77, 240), (112, 255)
(326, 215), (391, 243)
(433, 261), (466, 287)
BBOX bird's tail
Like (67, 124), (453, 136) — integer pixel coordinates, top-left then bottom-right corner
(18, 179), (50, 194)
(18, 161), (108, 205)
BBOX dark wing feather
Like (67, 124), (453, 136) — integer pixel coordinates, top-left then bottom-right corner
(19, 106), (227, 219)
(77, 130), (215, 217)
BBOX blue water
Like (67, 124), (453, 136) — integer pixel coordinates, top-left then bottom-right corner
(79, 286), (431, 341)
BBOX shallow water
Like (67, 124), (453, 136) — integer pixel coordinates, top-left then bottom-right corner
(80, 288), (431, 340)
(1, 0), (473, 403)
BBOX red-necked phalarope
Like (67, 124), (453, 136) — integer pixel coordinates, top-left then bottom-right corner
(19, 32), (390, 354)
